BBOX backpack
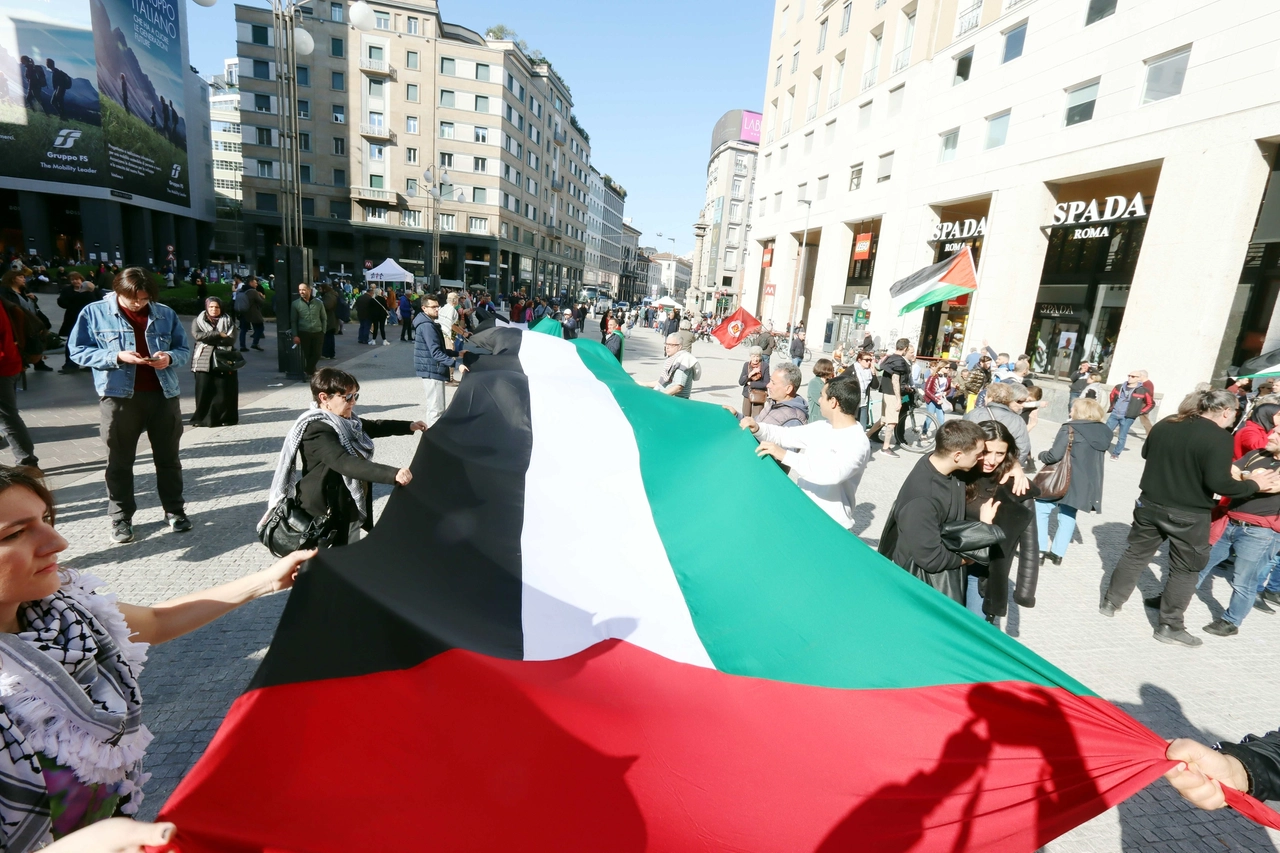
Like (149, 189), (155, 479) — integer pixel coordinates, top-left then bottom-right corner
(233, 287), (250, 312)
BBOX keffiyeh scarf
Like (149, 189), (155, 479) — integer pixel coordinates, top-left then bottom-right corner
(658, 350), (697, 389)
(0, 574), (150, 852)
(263, 407), (377, 528)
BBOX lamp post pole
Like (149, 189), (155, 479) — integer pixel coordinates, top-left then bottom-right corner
(787, 199), (813, 356)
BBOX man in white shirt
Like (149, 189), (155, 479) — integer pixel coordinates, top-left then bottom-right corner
(739, 373), (871, 531)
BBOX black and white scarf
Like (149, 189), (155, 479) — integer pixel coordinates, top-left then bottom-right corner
(263, 407), (377, 527)
(0, 574), (150, 852)
(657, 350), (697, 389)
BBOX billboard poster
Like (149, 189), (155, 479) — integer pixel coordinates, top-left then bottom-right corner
(0, 0), (189, 206)
(739, 110), (761, 145)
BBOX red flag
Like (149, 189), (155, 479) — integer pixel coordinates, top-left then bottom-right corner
(711, 307), (762, 349)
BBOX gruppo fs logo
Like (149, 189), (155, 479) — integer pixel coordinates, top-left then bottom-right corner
(171, 164), (182, 179)
(52, 129), (81, 149)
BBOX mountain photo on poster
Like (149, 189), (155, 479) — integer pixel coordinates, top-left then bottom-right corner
(90, 0), (190, 205)
(0, 0), (106, 187)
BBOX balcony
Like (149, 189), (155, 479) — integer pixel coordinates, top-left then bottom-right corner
(781, 119), (791, 135)
(765, 130), (774, 143)
(360, 124), (394, 141)
(734, 163), (748, 176)
(553, 128), (567, 146)
(1004, 0), (1028, 8)
(359, 58), (395, 78)
(861, 68), (878, 91)
(806, 103), (818, 122)
(874, 0), (887, 7)
(892, 46), (912, 74)
(828, 88), (842, 110)
(551, 175), (565, 192)
(351, 186), (400, 206)
(955, 1), (983, 37)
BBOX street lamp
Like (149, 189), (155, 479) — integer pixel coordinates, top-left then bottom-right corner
(656, 232), (677, 298)
(405, 167), (445, 290)
(787, 199), (813, 357)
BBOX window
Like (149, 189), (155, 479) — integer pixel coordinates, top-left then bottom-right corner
(985, 111), (1011, 148)
(773, 191), (782, 212)
(406, 115), (418, 133)
(887, 84), (904, 117)
(440, 121), (454, 138)
(406, 16), (418, 34)
(211, 120), (240, 134)
(406, 147), (418, 164)
(474, 127), (488, 143)
(791, 45), (800, 73)
(368, 78), (383, 99)
(440, 89), (455, 108)
(803, 131), (814, 155)
(406, 50), (419, 70)
(329, 3), (343, 22)
(849, 163), (863, 190)
(858, 100), (872, 131)
(332, 104), (344, 123)
(1003, 23), (1027, 63)
(402, 209), (421, 227)
(475, 95), (489, 113)
(1085, 0), (1117, 25)
(840, 1), (851, 34)
(818, 18), (829, 52)
(774, 61), (782, 86)
(781, 5), (788, 35)
(729, 200), (742, 220)
(369, 143), (384, 161)
(298, 131), (310, 151)
(330, 37), (343, 57)
(1143, 48), (1190, 104)
(406, 84), (419, 102)
(333, 136), (345, 155)
(254, 93), (271, 112)
(940, 129), (959, 162)
(374, 10), (389, 29)
(299, 164), (312, 183)
(301, 197), (315, 216)
(475, 63), (490, 81)
(368, 44), (383, 61)
(331, 71), (344, 91)
(252, 59), (270, 79)
(297, 99), (309, 119)
(367, 111), (383, 128)
(256, 191), (278, 212)
(257, 159), (273, 178)
(369, 174), (384, 189)
(405, 178), (418, 195)
(816, 175), (828, 200)
(954, 51), (973, 85)
(296, 65), (309, 86)
(473, 156), (487, 172)
(440, 57), (455, 75)
(1065, 81), (1099, 125)
(438, 213), (456, 231)
(469, 216), (489, 233)
(255, 127), (272, 145)
(250, 24), (268, 45)
(876, 152), (893, 183)
(440, 152), (453, 168)
(366, 206), (387, 222)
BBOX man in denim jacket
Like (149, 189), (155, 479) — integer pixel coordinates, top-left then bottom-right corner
(68, 267), (192, 544)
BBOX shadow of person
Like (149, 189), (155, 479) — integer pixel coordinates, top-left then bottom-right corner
(1095, 520), (1169, 624)
(1112, 683), (1279, 852)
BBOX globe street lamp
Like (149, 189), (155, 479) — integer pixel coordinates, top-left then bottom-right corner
(405, 167), (447, 289)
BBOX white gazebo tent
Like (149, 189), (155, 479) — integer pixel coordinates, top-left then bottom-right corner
(364, 259), (414, 284)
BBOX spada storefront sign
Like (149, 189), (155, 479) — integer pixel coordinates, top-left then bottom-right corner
(929, 217), (987, 246)
(1051, 193), (1149, 239)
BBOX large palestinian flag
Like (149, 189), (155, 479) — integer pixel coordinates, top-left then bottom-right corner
(889, 247), (978, 316)
(159, 330), (1266, 851)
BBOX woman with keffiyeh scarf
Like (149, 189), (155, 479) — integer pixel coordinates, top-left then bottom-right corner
(266, 367), (426, 548)
(0, 465), (314, 852)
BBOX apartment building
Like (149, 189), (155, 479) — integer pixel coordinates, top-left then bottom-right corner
(690, 109), (761, 314)
(209, 59), (250, 268)
(619, 221), (646, 303)
(235, 0), (591, 295)
(746, 0), (1280, 409)
(583, 167), (626, 297)
(650, 252), (693, 302)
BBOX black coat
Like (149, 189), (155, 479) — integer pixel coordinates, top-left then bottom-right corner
(56, 285), (101, 337)
(739, 360), (769, 399)
(1220, 730), (1280, 802)
(297, 418), (414, 543)
(878, 456), (968, 601)
(1038, 420), (1113, 512)
(964, 478), (1040, 618)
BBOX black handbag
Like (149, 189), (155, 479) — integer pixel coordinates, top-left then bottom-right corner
(211, 347), (245, 373)
(258, 495), (334, 557)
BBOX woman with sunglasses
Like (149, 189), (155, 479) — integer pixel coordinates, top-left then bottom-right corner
(268, 367), (426, 548)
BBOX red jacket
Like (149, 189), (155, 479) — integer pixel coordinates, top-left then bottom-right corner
(1109, 382), (1154, 419)
(1234, 420), (1271, 458)
(0, 305), (22, 377)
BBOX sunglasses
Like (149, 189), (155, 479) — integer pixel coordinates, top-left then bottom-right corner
(334, 391), (359, 403)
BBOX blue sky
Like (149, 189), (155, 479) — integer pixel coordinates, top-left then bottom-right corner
(185, 0), (774, 255)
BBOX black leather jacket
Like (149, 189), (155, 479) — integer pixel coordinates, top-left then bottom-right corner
(1220, 731), (1280, 801)
(964, 479), (1041, 619)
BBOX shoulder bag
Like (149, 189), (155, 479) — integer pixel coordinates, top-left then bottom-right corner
(211, 347), (246, 373)
(1032, 426), (1073, 501)
(258, 495), (334, 557)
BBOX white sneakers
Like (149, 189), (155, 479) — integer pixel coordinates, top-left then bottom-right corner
(383, 340), (391, 346)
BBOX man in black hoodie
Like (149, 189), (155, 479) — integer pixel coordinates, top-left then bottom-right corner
(1101, 389), (1280, 646)
(868, 338), (913, 457)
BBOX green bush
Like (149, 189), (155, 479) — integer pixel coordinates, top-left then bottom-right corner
(156, 282), (277, 317)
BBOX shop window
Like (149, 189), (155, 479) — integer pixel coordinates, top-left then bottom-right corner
(1002, 23), (1027, 64)
(940, 129), (959, 162)
(954, 50), (972, 85)
(1085, 0), (1117, 25)
(1143, 48), (1190, 104)
(1065, 81), (1099, 126)
(985, 111), (1010, 149)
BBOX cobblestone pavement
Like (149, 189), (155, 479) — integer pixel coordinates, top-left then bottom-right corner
(44, 315), (1280, 850)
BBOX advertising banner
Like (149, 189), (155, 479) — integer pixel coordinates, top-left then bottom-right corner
(738, 110), (761, 145)
(0, 0), (190, 206)
(853, 232), (873, 260)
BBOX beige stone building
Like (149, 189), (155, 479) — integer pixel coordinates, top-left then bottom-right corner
(235, 0), (591, 294)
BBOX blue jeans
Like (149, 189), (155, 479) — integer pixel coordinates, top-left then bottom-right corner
(357, 320), (371, 344)
(1107, 412), (1135, 455)
(1258, 550), (1280, 594)
(965, 573), (985, 617)
(792, 356), (803, 367)
(1196, 522), (1280, 626)
(1036, 500), (1078, 557)
(922, 402), (945, 437)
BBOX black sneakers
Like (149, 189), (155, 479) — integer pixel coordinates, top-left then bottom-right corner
(1153, 625), (1203, 647)
(1203, 619), (1239, 637)
(111, 519), (134, 544)
(1254, 595), (1276, 615)
(166, 512), (193, 533)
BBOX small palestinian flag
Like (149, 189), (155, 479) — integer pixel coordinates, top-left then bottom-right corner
(159, 330), (1275, 852)
(711, 306), (761, 349)
(890, 247), (978, 316)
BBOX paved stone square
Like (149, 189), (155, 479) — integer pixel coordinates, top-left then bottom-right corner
(34, 312), (1280, 850)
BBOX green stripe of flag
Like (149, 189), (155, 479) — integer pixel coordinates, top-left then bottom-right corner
(570, 339), (1092, 695)
(898, 284), (976, 316)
